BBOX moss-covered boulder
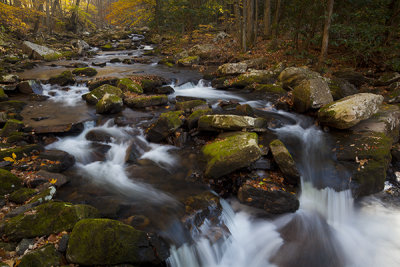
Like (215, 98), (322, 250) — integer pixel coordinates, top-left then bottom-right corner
(188, 108), (212, 129)
(231, 70), (274, 88)
(278, 67), (320, 89)
(318, 93), (384, 129)
(88, 77), (119, 91)
(83, 84), (123, 105)
(66, 218), (156, 265)
(18, 244), (60, 267)
(146, 111), (184, 142)
(254, 84), (286, 95)
(9, 188), (37, 204)
(1, 119), (23, 137)
(217, 63), (247, 76)
(6, 131), (25, 143)
(328, 78), (358, 100)
(292, 77), (333, 113)
(100, 43), (113, 51)
(177, 56), (200, 67)
(28, 186), (56, 205)
(117, 78), (143, 94)
(202, 132), (261, 178)
(72, 67), (97, 77)
(0, 169), (22, 196)
(175, 100), (206, 112)
(0, 144), (42, 160)
(0, 100), (26, 113)
(269, 139), (300, 185)
(198, 115), (266, 132)
(1, 201), (99, 241)
(123, 94), (168, 108)
(0, 88), (8, 102)
(48, 71), (75, 86)
(96, 93), (123, 114)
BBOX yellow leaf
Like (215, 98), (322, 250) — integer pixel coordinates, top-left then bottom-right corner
(3, 157), (14, 162)
(49, 179), (57, 184)
(12, 152), (16, 159)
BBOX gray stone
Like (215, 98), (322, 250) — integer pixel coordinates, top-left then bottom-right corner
(22, 41), (61, 60)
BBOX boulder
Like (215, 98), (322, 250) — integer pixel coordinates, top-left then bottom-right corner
(39, 150), (76, 173)
(0, 100), (26, 113)
(22, 41), (61, 60)
(0, 144), (42, 160)
(202, 132), (261, 178)
(123, 94), (168, 108)
(0, 201), (99, 241)
(375, 72), (400, 86)
(269, 139), (300, 185)
(188, 44), (216, 59)
(83, 84), (123, 105)
(117, 78), (143, 94)
(0, 169), (22, 196)
(85, 129), (114, 143)
(72, 67), (97, 77)
(1, 119), (24, 137)
(318, 93), (384, 129)
(17, 80), (43, 95)
(175, 100), (207, 112)
(8, 188), (37, 204)
(0, 88), (8, 102)
(88, 77), (119, 91)
(217, 63), (248, 76)
(96, 93), (123, 114)
(278, 67), (320, 89)
(187, 108), (212, 129)
(292, 77), (333, 112)
(198, 115), (266, 132)
(153, 86), (175, 95)
(328, 78), (358, 100)
(177, 56), (200, 67)
(146, 111), (184, 142)
(48, 71), (75, 86)
(333, 70), (369, 88)
(66, 218), (158, 265)
(231, 70), (274, 88)
(36, 170), (70, 189)
(238, 184), (299, 214)
(253, 84), (286, 95)
(0, 74), (19, 84)
(19, 244), (61, 267)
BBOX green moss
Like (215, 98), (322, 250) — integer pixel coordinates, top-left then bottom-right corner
(28, 186), (56, 204)
(84, 84), (123, 105)
(160, 111), (184, 129)
(0, 169), (22, 196)
(19, 244), (60, 267)
(175, 100), (206, 111)
(188, 109), (212, 123)
(43, 52), (62, 61)
(101, 44), (113, 51)
(48, 71), (75, 86)
(0, 88), (8, 101)
(177, 56), (200, 66)
(9, 188), (37, 204)
(254, 84), (286, 94)
(6, 131), (24, 143)
(1, 201), (99, 241)
(117, 78), (143, 94)
(1, 119), (24, 137)
(0, 144), (41, 160)
(96, 94), (123, 114)
(124, 94), (167, 108)
(141, 79), (159, 90)
(72, 67), (97, 77)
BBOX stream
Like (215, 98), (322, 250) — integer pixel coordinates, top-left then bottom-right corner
(16, 36), (400, 266)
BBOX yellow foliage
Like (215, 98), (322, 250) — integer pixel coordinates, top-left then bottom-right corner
(106, 0), (155, 27)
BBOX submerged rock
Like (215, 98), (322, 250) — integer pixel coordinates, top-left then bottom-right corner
(66, 218), (159, 265)
(318, 93), (384, 129)
(202, 132), (261, 178)
(269, 139), (300, 185)
(96, 93), (123, 114)
(146, 111), (184, 142)
(198, 115), (266, 132)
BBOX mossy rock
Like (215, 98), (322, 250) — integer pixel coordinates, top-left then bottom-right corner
(0, 88), (8, 102)
(117, 78), (143, 94)
(141, 79), (163, 92)
(146, 111), (184, 142)
(292, 78), (333, 113)
(8, 188), (37, 204)
(19, 244), (60, 267)
(0, 169), (22, 196)
(188, 108), (212, 129)
(1, 201), (99, 241)
(101, 43), (113, 51)
(198, 115), (266, 132)
(72, 67), (97, 77)
(83, 84), (123, 105)
(1, 119), (23, 137)
(269, 139), (300, 185)
(202, 132), (261, 178)
(66, 218), (155, 265)
(124, 94), (167, 108)
(177, 56), (200, 67)
(254, 84), (286, 95)
(0, 144), (42, 160)
(48, 71), (75, 86)
(28, 186), (56, 205)
(43, 52), (63, 61)
(231, 71), (274, 88)
(88, 77), (119, 91)
(0, 100), (26, 113)
(175, 100), (206, 112)
(278, 67), (320, 89)
(6, 131), (25, 143)
(96, 93), (123, 114)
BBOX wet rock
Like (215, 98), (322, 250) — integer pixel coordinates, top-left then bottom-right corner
(125, 137), (150, 163)
(0, 74), (19, 84)
(123, 94), (168, 108)
(183, 192), (221, 230)
(154, 86), (174, 95)
(29, 94), (50, 101)
(198, 115), (266, 132)
(85, 129), (114, 143)
(72, 67), (97, 77)
(1, 119), (24, 137)
(236, 104), (255, 116)
(328, 78), (358, 100)
(88, 77), (119, 91)
(269, 139), (300, 185)
(117, 78), (143, 94)
(231, 70), (274, 88)
(92, 61), (107, 67)
(8, 188), (37, 204)
(17, 80), (43, 95)
(22, 41), (61, 60)
(96, 93), (124, 114)
(187, 108), (212, 129)
(31, 122), (84, 135)
(0, 169), (22, 196)
(202, 132), (261, 178)
(0, 88), (8, 101)
(110, 58), (121, 63)
(36, 170), (70, 189)
(39, 150), (76, 173)
(0, 144), (42, 160)
(177, 56), (200, 67)
(83, 84), (123, 105)
(238, 184), (299, 214)
(278, 67), (320, 89)
(333, 69), (369, 88)
(251, 158), (272, 170)
(141, 79), (164, 93)
(146, 111), (184, 142)
(217, 63), (247, 76)
(66, 218), (158, 265)
(292, 77), (333, 113)
(0, 84), (17, 93)
(27, 186), (56, 205)
(16, 238), (35, 256)
(175, 100), (207, 112)
(73, 39), (90, 55)
(0, 201), (99, 241)
(318, 93), (384, 129)
(0, 100), (26, 113)
(18, 244), (61, 267)
(48, 71), (75, 86)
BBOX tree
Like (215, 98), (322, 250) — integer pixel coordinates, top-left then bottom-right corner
(318, 0), (334, 68)
(263, 0), (271, 38)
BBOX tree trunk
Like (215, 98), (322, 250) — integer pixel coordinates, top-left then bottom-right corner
(242, 0), (247, 52)
(70, 0), (81, 33)
(271, 0), (282, 48)
(384, 0), (400, 45)
(263, 0), (271, 38)
(46, 0), (50, 33)
(254, 0), (258, 44)
(318, 0), (335, 68)
(246, 0), (255, 47)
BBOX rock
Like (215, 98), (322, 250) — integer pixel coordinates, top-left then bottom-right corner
(85, 129), (114, 143)
(0, 169), (22, 196)
(177, 56), (200, 67)
(9, 188), (37, 204)
(292, 77), (333, 112)
(146, 111), (184, 142)
(16, 238), (35, 256)
(141, 79), (164, 93)
(48, 71), (75, 86)
(0, 100), (26, 113)
(66, 218), (158, 265)
(96, 93), (124, 114)
(217, 63), (248, 76)
(175, 100), (207, 112)
(333, 70), (369, 88)
(1, 119), (24, 137)
(27, 186), (56, 205)
(39, 150), (76, 173)
(101, 43), (113, 51)
(36, 170), (70, 189)
(253, 84), (286, 95)
(0, 88), (8, 102)
(198, 115), (266, 132)
(278, 67), (320, 89)
(117, 78), (143, 94)
(72, 67), (97, 77)
(22, 41), (61, 61)
(57, 234), (69, 252)
(29, 94), (50, 101)
(318, 93), (384, 129)
(18, 244), (61, 267)
(83, 84), (123, 105)
(74, 39), (90, 55)
(88, 77), (119, 91)
(231, 70), (274, 88)
(0, 84), (17, 93)
(153, 86), (174, 95)
(1, 201), (99, 241)
(213, 31), (229, 42)
(187, 108), (212, 129)
(328, 78), (358, 100)
(0, 112), (7, 124)
(92, 61), (107, 67)
(188, 44), (216, 59)
(202, 132), (261, 178)
(238, 184), (299, 214)
(269, 139), (300, 185)
(0, 74), (19, 84)
(123, 94), (168, 108)
(0, 144), (42, 160)
(183, 192), (221, 230)
(110, 58), (121, 63)
(17, 80), (43, 95)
